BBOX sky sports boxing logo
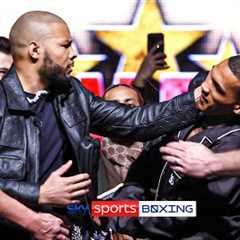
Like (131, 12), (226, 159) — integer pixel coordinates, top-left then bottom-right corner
(91, 200), (196, 217)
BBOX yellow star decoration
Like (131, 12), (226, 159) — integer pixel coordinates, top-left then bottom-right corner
(72, 57), (101, 76)
(96, 0), (204, 80)
(190, 39), (238, 70)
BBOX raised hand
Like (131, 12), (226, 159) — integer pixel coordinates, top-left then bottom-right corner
(134, 42), (168, 88)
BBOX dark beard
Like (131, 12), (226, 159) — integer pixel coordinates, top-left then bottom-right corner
(38, 53), (71, 95)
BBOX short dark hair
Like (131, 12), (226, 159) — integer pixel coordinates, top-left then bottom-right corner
(103, 84), (144, 105)
(0, 36), (11, 55)
(228, 55), (240, 80)
(228, 55), (240, 101)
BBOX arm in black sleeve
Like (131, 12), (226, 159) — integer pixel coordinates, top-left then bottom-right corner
(85, 85), (199, 141)
(0, 179), (39, 204)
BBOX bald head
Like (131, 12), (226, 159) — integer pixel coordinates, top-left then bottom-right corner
(9, 11), (67, 58)
(104, 84), (144, 107)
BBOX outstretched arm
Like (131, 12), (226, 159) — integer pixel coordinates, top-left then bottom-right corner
(88, 88), (201, 141)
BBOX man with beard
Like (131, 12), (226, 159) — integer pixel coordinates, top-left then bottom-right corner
(0, 10), (203, 239)
(0, 36), (66, 240)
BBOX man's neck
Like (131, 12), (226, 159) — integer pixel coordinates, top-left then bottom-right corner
(15, 66), (45, 94)
(202, 115), (238, 126)
(186, 127), (203, 140)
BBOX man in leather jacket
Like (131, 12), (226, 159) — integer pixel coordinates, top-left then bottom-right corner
(0, 10), (202, 239)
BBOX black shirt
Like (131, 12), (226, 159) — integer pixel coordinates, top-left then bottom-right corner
(25, 92), (65, 183)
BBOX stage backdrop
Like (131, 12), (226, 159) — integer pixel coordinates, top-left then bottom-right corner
(1, 0), (238, 100)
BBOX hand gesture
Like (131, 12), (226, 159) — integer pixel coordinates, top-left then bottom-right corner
(31, 212), (70, 240)
(134, 42), (168, 87)
(160, 141), (215, 177)
(39, 160), (91, 205)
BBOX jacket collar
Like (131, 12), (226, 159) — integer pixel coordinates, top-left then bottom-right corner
(1, 66), (31, 112)
(2, 65), (74, 112)
(177, 120), (240, 148)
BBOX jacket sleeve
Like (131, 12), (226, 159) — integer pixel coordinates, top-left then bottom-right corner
(90, 93), (198, 141)
(0, 179), (40, 204)
(78, 81), (200, 141)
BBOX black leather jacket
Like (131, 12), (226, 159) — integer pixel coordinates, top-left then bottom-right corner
(0, 66), (198, 204)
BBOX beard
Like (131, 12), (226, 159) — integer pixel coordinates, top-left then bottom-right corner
(38, 52), (71, 95)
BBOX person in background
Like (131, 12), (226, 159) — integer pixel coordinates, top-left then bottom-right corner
(98, 45), (167, 240)
(0, 36), (13, 80)
(133, 40), (168, 103)
(101, 84), (145, 191)
(100, 85), (148, 240)
(99, 45), (167, 192)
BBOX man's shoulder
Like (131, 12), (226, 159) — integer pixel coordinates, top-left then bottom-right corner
(70, 77), (84, 90)
(69, 77), (99, 107)
(70, 77), (92, 97)
(204, 122), (240, 152)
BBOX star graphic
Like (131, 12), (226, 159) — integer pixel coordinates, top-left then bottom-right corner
(72, 54), (107, 76)
(158, 0), (240, 54)
(189, 38), (238, 70)
(71, 34), (121, 86)
(96, 0), (204, 80)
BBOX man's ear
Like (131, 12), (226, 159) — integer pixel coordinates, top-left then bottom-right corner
(233, 104), (240, 115)
(28, 41), (40, 60)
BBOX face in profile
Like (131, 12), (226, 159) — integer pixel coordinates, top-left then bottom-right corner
(38, 22), (76, 93)
(0, 52), (13, 80)
(104, 85), (143, 107)
(197, 59), (240, 115)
